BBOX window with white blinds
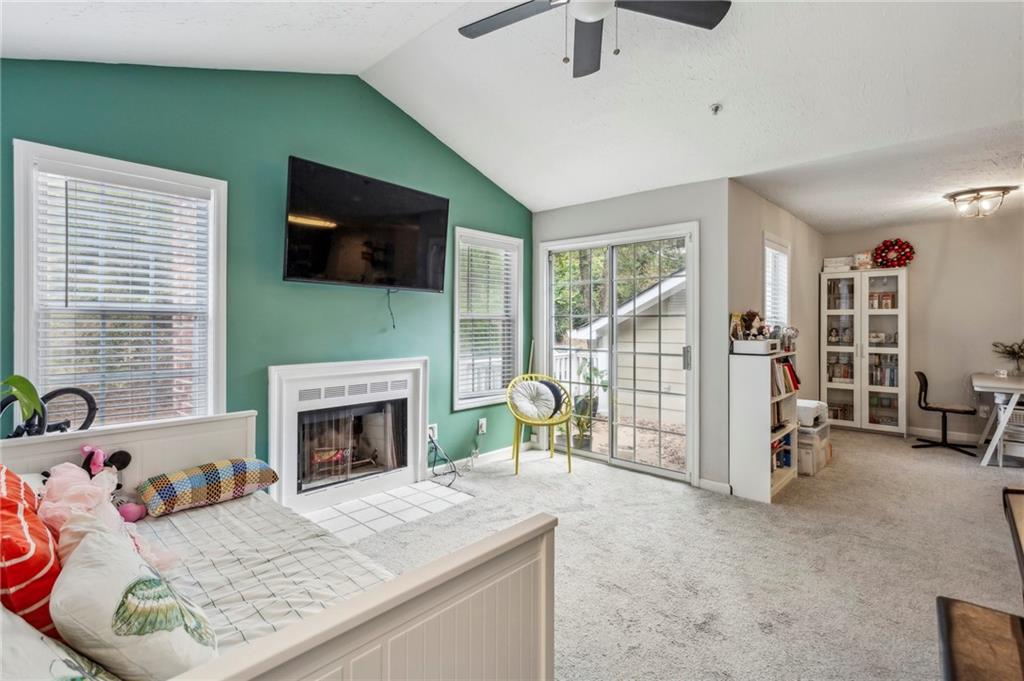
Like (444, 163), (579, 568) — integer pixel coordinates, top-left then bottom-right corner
(14, 141), (225, 428)
(764, 234), (790, 329)
(453, 228), (522, 410)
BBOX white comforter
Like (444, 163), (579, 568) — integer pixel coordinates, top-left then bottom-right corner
(135, 492), (393, 650)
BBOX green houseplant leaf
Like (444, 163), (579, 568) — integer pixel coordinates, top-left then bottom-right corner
(1, 374), (44, 422)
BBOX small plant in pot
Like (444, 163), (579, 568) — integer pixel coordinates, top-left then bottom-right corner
(572, 357), (608, 449)
(1, 374), (45, 437)
(993, 338), (1024, 375)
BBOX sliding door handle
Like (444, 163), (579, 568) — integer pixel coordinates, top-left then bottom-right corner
(682, 345), (692, 371)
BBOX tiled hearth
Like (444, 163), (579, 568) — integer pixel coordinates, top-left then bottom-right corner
(304, 480), (472, 544)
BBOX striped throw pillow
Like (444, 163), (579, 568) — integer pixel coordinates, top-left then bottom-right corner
(137, 458), (278, 517)
(0, 465), (39, 512)
(1, 496), (62, 637)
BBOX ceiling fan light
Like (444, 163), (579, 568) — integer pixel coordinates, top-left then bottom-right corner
(570, 0), (615, 23)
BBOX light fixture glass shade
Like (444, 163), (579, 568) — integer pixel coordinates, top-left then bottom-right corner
(944, 186), (1019, 218)
(570, 0), (615, 22)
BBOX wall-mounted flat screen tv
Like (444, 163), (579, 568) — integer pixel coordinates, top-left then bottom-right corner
(284, 156), (449, 292)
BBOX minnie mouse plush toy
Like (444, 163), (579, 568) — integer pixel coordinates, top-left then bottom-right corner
(41, 444), (148, 522)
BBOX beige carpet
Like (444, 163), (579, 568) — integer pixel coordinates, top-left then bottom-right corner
(355, 429), (1024, 680)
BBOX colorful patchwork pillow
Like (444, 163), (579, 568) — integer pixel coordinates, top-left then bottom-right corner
(136, 458), (278, 517)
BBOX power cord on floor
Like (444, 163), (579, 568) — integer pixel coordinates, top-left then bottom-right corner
(428, 432), (460, 487)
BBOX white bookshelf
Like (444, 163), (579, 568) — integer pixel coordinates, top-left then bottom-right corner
(729, 351), (800, 503)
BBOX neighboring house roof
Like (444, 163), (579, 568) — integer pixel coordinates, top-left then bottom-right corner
(570, 274), (686, 340)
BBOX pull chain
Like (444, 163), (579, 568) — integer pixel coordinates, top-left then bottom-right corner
(562, 4), (570, 64)
(613, 7), (621, 55)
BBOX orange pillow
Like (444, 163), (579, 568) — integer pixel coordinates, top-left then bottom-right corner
(1, 495), (61, 637)
(0, 465), (39, 511)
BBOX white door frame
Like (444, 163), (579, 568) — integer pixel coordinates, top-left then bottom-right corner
(536, 221), (700, 485)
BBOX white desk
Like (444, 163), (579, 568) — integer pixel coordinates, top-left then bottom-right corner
(973, 372), (1024, 466)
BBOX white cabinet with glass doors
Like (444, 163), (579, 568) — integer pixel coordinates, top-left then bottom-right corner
(820, 268), (907, 434)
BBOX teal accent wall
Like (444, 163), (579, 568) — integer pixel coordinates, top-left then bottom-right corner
(0, 59), (532, 460)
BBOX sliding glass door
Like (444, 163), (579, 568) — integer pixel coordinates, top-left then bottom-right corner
(547, 226), (697, 481)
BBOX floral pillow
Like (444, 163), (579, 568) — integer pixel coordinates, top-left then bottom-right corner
(2, 605), (120, 681)
(49, 517), (216, 681)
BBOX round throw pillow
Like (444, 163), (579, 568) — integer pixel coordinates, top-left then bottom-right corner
(539, 380), (564, 416)
(511, 380), (556, 420)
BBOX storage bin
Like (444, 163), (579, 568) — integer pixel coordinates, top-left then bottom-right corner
(799, 422), (830, 447)
(798, 432), (832, 476)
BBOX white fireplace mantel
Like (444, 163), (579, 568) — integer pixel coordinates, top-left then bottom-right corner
(268, 357), (429, 512)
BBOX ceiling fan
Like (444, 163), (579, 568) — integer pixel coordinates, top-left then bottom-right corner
(458, 0), (732, 78)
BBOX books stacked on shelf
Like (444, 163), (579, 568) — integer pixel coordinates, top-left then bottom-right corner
(868, 353), (899, 387)
(827, 355), (855, 383)
(770, 437), (792, 472)
(771, 356), (801, 397)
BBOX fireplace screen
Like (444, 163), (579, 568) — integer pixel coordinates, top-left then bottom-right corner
(296, 398), (408, 495)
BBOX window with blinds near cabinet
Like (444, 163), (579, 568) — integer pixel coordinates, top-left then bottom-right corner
(763, 234), (791, 329)
(16, 142), (225, 428)
(453, 228), (523, 410)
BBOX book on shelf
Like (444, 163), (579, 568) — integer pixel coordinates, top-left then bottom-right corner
(771, 356), (800, 396)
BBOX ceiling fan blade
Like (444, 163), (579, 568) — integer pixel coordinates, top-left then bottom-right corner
(615, 1), (731, 30)
(458, 0), (561, 39)
(572, 19), (603, 78)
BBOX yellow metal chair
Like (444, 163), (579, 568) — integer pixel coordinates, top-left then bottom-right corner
(505, 374), (572, 475)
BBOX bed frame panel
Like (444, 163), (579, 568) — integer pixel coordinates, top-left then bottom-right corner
(0, 411), (556, 681)
(0, 411), (258, 488)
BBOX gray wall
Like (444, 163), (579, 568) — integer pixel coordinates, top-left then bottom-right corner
(822, 211), (1024, 435)
(728, 181), (825, 400)
(532, 179), (731, 486)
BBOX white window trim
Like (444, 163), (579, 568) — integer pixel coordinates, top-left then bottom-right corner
(452, 226), (523, 411)
(763, 231), (791, 328)
(12, 139), (228, 419)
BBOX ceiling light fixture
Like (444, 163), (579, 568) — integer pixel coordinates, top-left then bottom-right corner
(943, 186), (1019, 218)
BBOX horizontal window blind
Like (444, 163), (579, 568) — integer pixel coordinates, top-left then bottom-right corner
(764, 237), (790, 328)
(32, 170), (212, 427)
(455, 234), (519, 405)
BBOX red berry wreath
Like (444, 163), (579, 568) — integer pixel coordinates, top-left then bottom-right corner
(872, 238), (914, 268)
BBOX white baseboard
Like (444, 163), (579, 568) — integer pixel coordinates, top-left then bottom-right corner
(698, 478), (732, 495)
(473, 441), (535, 466)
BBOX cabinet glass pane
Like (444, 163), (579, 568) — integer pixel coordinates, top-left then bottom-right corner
(868, 352), (899, 388)
(867, 390), (899, 427)
(827, 387), (855, 422)
(867, 314), (899, 348)
(826, 277), (856, 310)
(867, 274), (899, 310)
(825, 313), (856, 347)
(826, 351), (855, 384)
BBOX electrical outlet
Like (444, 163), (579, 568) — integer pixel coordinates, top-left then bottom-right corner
(477, 418), (487, 435)
(427, 423), (438, 441)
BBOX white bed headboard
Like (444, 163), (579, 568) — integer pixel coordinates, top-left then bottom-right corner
(0, 411), (257, 490)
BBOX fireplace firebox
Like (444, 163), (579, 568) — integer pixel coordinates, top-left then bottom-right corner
(297, 399), (408, 495)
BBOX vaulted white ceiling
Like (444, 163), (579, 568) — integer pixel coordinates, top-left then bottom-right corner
(3, 1), (1022, 225)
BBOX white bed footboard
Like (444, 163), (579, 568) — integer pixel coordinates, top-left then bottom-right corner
(174, 512), (557, 681)
(1, 412), (557, 680)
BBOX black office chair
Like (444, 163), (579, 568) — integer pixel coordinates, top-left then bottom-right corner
(913, 371), (977, 457)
